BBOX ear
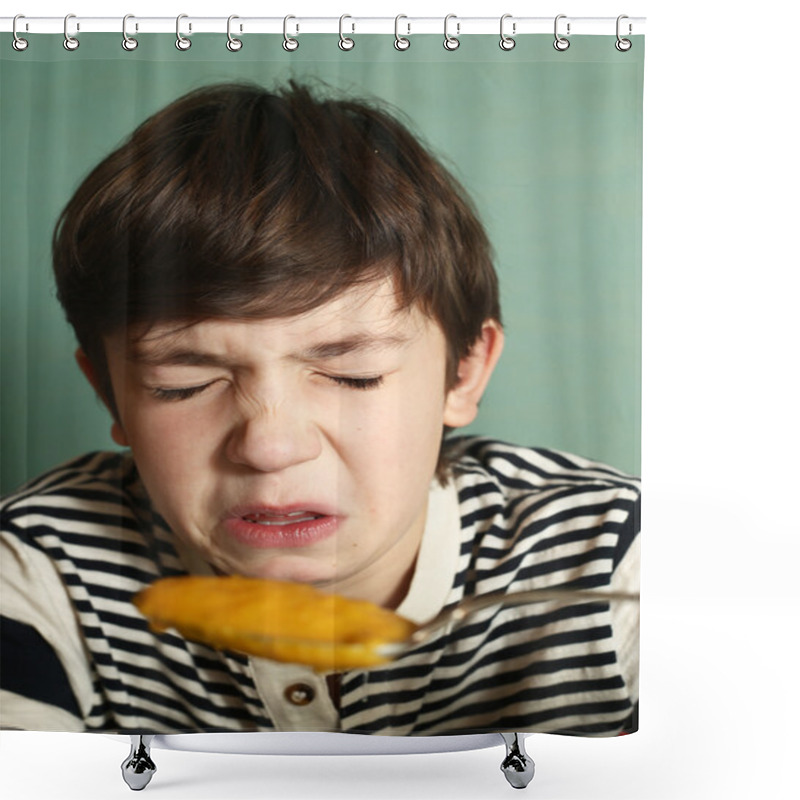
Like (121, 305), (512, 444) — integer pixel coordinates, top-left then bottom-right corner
(75, 348), (130, 447)
(443, 320), (505, 429)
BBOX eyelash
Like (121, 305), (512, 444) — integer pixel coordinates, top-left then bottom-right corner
(150, 375), (383, 401)
(328, 375), (384, 391)
(150, 384), (211, 402)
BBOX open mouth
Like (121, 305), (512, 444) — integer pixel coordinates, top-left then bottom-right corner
(242, 511), (323, 526)
(225, 507), (338, 548)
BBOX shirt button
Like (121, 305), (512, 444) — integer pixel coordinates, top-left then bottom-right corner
(284, 683), (316, 706)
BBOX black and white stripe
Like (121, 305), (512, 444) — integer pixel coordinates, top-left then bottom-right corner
(1, 438), (639, 735)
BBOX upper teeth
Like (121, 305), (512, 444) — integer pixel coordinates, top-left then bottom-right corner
(244, 512), (320, 525)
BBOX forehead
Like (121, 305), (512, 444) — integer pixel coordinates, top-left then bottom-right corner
(119, 279), (436, 361)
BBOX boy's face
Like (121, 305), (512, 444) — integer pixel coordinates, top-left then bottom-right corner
(98, 279), (494, 608)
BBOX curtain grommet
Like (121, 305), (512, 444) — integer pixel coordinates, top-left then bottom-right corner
(175, 14), (192, 50)
(226, 15), (243, 52)
(553, 15), (570, 52)
(443, 14), (460, 51)
(615, 15), (632, 51)
(499, 14), (516, 51)
(283, 15), (299, 51)
(12, 15), (29, 51)
(63, 14), (80, 51)
(338, 15), (355, 51)
(394, 15), (410, 51)
(121, 14), (138, 51)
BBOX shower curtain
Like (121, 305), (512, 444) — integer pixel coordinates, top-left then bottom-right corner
(0, 19), (644, 742)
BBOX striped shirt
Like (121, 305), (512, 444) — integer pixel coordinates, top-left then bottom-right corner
(1, 437), (640, 736)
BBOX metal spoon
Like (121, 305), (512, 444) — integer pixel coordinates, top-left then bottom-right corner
(139, 579), (638, 670)
(378, 586), (640, 657)
(217, 586), (639, 663)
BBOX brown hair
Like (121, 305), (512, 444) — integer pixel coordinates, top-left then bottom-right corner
(53, 81), (500, 476)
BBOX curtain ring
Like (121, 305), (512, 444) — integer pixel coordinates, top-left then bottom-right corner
(283, 15), (299, 51)
(12, 14), (29, 52)
(499, 14), (516, 51)
(338, 14), (355, 51)
(122, 14), (138, 51)
(443, 14), (460, 51)
(394, 15), (410, 50)
(63, 13), (80, 51)
(553, 14), (570, 51)
(615, 15), (632, 51)
(227, 15), (243, 51)
(175, 14), (191, 50)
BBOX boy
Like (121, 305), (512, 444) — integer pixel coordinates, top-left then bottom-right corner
(1, 82), (639, 736)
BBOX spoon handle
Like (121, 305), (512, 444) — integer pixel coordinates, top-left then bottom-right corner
(405, 586), (640, 648)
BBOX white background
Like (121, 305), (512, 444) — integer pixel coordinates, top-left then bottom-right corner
(2, 1), (799, 798)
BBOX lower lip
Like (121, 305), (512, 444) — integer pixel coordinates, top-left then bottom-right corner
(223, 515), (339, 549)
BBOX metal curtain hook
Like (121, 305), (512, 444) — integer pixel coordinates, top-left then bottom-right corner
(12, 14), (29, 51)
(553, 14), (570, 51)
(499, 14), (516, 51)
(394, 14), (410, 50)
(122, 14), (138, 51)
(339, 14), (355, 50)
(227, 15), (243, 51)
(615, 14), (632, 51)
(283, 15), (299, 51)
(443, 14), (460, 51)
(176, 14), (191, 50)
(63, 13), (79, 51)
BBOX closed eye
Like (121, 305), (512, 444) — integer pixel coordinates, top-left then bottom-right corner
(328, 375), (384, 390)
(149, 375), (382, 400)
(150, 383), (213, 401)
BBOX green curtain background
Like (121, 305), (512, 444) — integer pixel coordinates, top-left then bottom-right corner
(0, 33), (643, 494)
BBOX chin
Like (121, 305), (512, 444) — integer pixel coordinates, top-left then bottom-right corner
(241, 555), (336, 586)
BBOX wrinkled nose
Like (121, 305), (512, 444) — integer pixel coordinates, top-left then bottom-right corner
(225, 402), (323, 473)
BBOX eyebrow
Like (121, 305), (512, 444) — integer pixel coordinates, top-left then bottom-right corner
(295, 334), (410, 361)
(128, 332), (411, 367)
(127, 348), (229, 368)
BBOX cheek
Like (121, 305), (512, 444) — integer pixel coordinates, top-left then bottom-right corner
(338, 386), (444, 488)
(122, 403), (222, 482)
(346, 383), (442, 444)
